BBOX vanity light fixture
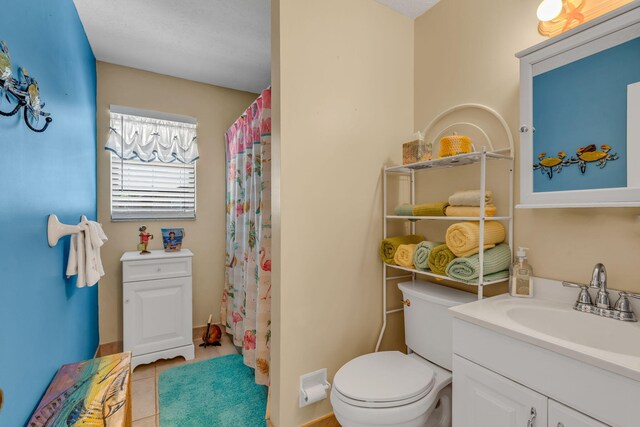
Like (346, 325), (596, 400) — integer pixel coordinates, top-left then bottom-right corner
(537, 0), (634, 37)
(536, 0), (563, 22)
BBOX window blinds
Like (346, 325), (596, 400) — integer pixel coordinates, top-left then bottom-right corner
(110, 154), (196, 220)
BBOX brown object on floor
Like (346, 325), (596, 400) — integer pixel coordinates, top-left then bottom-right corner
(300, 413), (342, 427)
(28, 352), (132, 427)
(201, 324), (222, 347)
(0, 388), (4, 414)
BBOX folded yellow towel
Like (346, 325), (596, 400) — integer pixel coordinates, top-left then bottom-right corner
(449, 190), (493, 207)
(445, 205), (497, 217)
(380, 235), (426, 264)
(394, 244), (418, 268)
(445, 221), (506, 257)
(412, 202), (449, 216)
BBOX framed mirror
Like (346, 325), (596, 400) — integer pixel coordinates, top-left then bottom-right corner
(517, 3), (640, 208)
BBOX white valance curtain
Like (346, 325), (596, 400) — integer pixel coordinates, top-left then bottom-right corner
(106, 112), (199, 164)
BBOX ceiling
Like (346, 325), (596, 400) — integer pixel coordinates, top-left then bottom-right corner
(73, 0), (271, 94)
(374, 0), (440, 19)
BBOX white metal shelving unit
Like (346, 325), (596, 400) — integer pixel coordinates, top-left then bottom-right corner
(375, 104), (515, 352)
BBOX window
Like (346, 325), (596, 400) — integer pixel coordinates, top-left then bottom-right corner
(107, 108), (199, 220)
(110, 154), (196, 220)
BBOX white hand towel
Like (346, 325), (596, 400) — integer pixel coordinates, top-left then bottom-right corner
(66, 219), (108, 287)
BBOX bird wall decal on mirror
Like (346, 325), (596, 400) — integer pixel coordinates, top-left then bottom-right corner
(533, 144), (619, 179)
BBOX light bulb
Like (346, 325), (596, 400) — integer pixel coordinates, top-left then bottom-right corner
(537, 0), (563, 22)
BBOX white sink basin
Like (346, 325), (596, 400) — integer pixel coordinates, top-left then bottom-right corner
(505, 304), (640, 357)
(450, 291), (640, 381)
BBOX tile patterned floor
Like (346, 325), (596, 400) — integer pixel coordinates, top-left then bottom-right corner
(131, 334), (239, 426)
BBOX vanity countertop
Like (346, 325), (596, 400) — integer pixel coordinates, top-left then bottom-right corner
(450, 283), (640, 382)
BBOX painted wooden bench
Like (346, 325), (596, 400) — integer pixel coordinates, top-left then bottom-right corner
(27, 352), (132, 427)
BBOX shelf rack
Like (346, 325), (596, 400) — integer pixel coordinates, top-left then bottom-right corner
(375, 103), (515, 352)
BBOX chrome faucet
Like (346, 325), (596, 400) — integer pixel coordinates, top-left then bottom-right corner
(563, 263), (640, 322)
(590, 263), (610, 309)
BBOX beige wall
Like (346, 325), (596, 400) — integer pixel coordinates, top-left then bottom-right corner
(414, 0), (640, 292)
(96, 62), (258, 344)
(270, 1), (414, 425)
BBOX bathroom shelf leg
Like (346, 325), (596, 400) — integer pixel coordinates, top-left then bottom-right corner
(478, 148), (487, 300)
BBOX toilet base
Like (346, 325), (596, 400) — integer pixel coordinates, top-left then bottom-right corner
(331, 384), (451, 427)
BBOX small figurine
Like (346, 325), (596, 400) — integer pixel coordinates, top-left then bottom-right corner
(138, 225), (153, 254)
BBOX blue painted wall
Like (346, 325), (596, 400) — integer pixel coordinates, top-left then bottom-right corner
(533, 37), (640, 193)
(0, 1), (98, 425)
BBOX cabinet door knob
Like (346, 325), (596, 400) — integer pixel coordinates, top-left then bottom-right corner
(125, 299), (130, 304)
(557, 423), (564, 427)
(157, 268), (162, 272)
(527, 407), (537, 427)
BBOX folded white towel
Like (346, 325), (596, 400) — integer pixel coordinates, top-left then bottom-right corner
(448, 190), (493, 207)
(66, 217), (108, 287)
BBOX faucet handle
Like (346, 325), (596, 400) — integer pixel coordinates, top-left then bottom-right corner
(617, 291), (640, 300)
(562, 281), (593, 306)
(562, 281), (588, 289)
(612, 291), (640, 321)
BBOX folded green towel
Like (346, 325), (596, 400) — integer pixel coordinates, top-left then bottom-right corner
(394, 204), (415, 216)
(456, 270), (510, 285)
(445, 243), (511, 282)
(413, 241), (443, 271)
(412, 202), (449, 216)
(427, 244), (456, 275)
(380, 235), (426, 264)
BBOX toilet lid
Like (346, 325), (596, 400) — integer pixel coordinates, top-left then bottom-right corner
(333, 351), (435, 408)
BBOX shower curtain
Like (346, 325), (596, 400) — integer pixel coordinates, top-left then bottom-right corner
(221, 88), (271, 385)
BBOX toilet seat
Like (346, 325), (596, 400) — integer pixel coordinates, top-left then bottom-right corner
(333, 351), (435, 408)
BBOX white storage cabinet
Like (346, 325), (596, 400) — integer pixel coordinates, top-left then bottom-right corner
(122, 249), (195, 370)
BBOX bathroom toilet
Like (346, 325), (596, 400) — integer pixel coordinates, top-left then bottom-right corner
(330, 280), (475, 427)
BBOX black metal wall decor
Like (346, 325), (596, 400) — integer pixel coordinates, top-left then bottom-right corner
(0, 40), (52, 133)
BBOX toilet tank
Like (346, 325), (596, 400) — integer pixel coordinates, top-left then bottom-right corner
(398, 280), (476, 370)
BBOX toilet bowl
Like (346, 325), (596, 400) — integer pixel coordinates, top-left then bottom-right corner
(330, 280), (475, 427)
(331, 352), (452, 427)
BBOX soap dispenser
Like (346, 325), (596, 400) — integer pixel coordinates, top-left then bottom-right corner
(510, 247), (533, 298)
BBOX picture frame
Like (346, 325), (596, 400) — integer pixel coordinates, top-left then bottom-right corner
(516, 3), (640, 208)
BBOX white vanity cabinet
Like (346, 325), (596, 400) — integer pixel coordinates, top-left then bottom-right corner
(454, 355), (608, 427)
(122, 250), (195, 370)
(548, 401), (608, 427)
(450, 317), (636, 426)
(453, 355), (546, 427)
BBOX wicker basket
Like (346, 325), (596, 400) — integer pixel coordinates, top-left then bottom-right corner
(437, 134), (474, 158)
(403, 138), (432, 164)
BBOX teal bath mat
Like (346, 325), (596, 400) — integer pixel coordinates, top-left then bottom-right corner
(158, 354), (268, 427)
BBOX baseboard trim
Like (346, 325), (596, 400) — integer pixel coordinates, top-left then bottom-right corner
(96, 340), (123, 357)
(193, 325), (208, 340)
(97, 324), (219, 357)
(300, 413), (340, 427)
